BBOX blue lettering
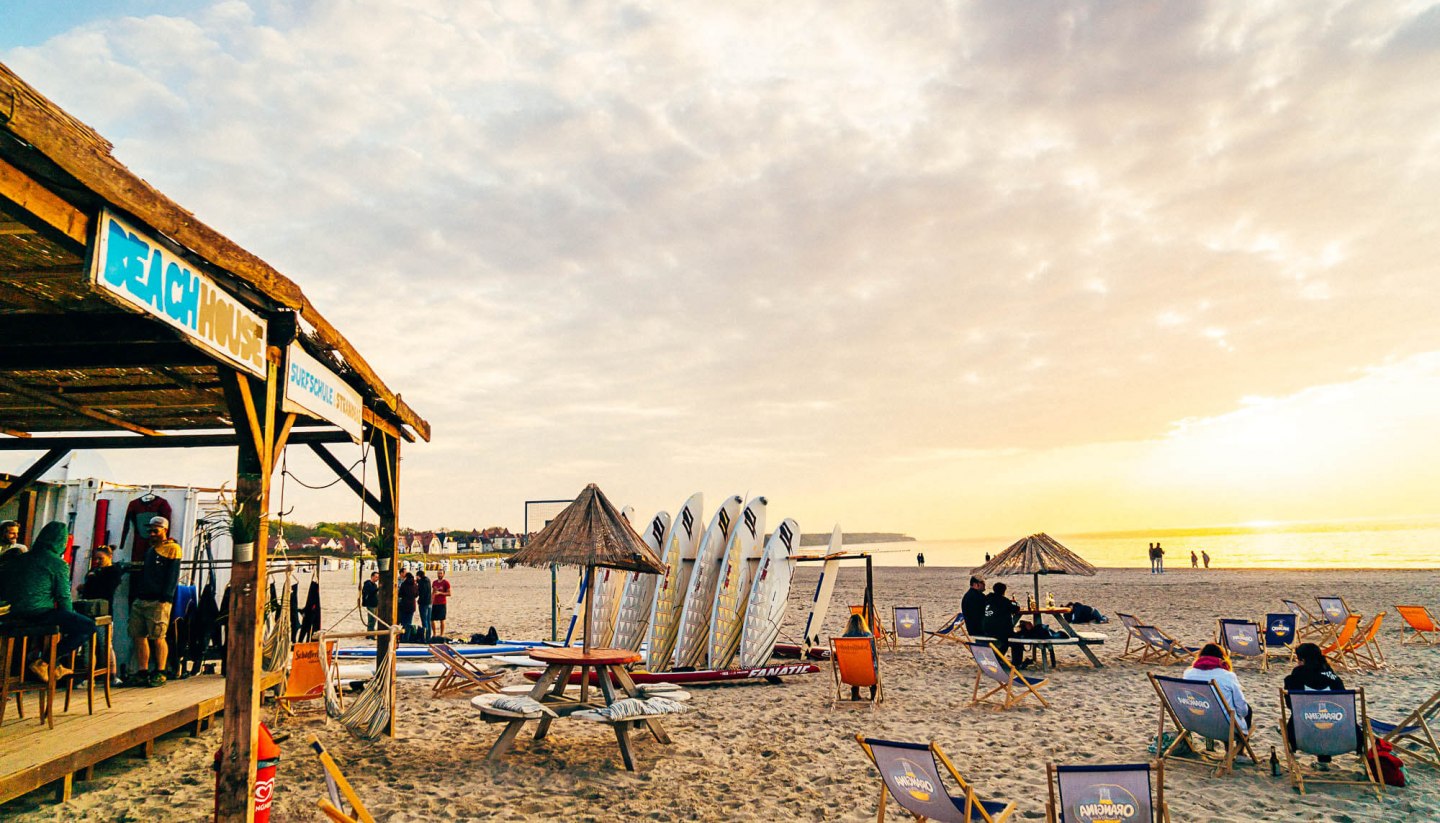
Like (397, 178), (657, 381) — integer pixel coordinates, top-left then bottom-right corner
(103, 219), (152, 288)
(163, 261), (199, 328)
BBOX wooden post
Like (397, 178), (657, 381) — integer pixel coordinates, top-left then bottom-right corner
(373, 429), (401, 737)
(215, 352), (279, 822)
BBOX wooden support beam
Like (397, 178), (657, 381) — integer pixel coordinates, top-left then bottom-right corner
(229, 373), (265, 466)
(0, 155), (88, 245)
(0, 447), (69, 510)
(0, 375), (161, 436)
(0, 430), (352, 452)
(271, 413), (296, 468)
(306, 443), (387, 517)
(0, 427), (29, 438)
(372, 430), (401, 738)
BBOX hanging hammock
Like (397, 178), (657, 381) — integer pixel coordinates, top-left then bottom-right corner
(262, 566), (294, 674)
(320, 606), (400, 742)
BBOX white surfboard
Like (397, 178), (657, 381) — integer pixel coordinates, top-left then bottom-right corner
(738, 517), (800, 667)
(672, 494), (742, 669)
(708, 496), (768, 669)
(800, 524), (844, 653)
(644, 493), (704, 671)
(612, 510), (671, 651)
(584, 506), (639, 647)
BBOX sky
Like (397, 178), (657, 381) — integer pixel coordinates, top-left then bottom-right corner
(5, 1), (1440, 539)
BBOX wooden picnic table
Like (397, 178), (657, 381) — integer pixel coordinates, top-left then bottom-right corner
(481, 647), (671, 771)
(1005, 609), (1106, 672)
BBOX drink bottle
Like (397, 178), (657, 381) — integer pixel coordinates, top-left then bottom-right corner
(1270, 746), (1281, 776)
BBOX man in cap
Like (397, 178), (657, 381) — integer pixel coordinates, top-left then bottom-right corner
(128, 515), (182, 686)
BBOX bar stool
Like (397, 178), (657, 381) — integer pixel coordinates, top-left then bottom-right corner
(0, 621), (62, 728)
(64, 615), (113, 714)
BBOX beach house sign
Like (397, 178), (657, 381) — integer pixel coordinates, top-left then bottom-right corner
(283, 343), (363, 441)
(89, 208), (267, 377)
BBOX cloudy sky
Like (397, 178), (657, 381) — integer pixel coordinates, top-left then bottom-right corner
(5, 1), (1440, 539)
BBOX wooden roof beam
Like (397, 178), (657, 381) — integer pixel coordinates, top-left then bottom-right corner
(0, 374), (160, 436)
(0, 155), (87, 245)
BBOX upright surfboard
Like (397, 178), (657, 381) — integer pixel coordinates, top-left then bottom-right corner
(612, 510), (671, 651)
(587, 505), (640, 647)
(800, 524), (844, 654)
(644, 493), (704, 670)
(708, 496), (768, 669)
(672, 494), (742, 669)
(738, 517), (800, 667)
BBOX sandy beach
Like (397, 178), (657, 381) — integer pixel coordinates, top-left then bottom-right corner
(5, 563), (1438, 821)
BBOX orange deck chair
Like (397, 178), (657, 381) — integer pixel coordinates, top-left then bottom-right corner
(1396, 605), (1440, 645)
(1320, 614), (1362, 671)
(1341, 612), (1386, 670)
(830, 636), (884, 707)
(850, 604), (896, 651)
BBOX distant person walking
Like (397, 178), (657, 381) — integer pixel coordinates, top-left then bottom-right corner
(1202, 550), (1211, 569)
(916, 552), (925, 567)
(1191, 550), (1198, 569)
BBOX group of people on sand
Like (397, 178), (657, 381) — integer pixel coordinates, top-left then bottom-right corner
(360, 566), (453, 640)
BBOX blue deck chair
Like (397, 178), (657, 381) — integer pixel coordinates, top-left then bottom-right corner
(1149, 673), (1256, 776)
(1281, 688), (1382, 798)
(1217, 619), (1266, 671)
(926, 611), (968, 645)
(968, 642), (1048, 711)
(1134, 626), (1197, 665)
(1369, 686), (1440, 769)
(892, 606), (926, 654)
(1045, 761), (1170, 823)
(1116, 613), (1146, 660)
(856, 736), (1016, 823)
(1281, 598), (1328, 641)
(1315, 596), (1354, 626)
(1263, 612), (1298, 664)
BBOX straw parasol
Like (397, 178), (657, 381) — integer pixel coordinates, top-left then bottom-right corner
(507, 483), (665, 651)
(971, 533), (1097, 613)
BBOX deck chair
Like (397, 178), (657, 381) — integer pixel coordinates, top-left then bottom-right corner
(1216, 619), (1266, 671)
(1280, 688), (1382, 799)
(1281, 599), (1328, 641)
(1316, 596), (1354, 627)
(856, 736), (1016, 823)
(1134, 626), (1198, 665)
(308, 733), (376, 823)
(1116, 613), (1148, 660)
(1263, 613), (1298, 664)
(1149, 673), (1256, 776)
(926, 611), (969, 644)
(1340, 613), (1386, 671)
(1369, 687), (1440, 768)
(851, 604), (896, 650)
(1396, 605), (1440, 645)
(1046, 761), (1170, 823)
(892, 606), (926, 653)
(275, 640), (336, 723)
(1319, 614), (1362, 671)
(429, 644), (505, 697)
(968, 641), (1048, 711)
(830, 636), (884, 707)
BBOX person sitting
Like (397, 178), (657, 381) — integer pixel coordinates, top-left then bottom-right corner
(981, 581), (1024, 668)
(1284, 642), (1347, 770)
(0, 521), (97, 681)
(841, 613), (875, 701)
(1183, 643), (1252, 739)
(78, 545), (125, 614)
(961, 576), (987, 636)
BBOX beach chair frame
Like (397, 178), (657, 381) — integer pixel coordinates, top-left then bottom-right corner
(1395, 605), (1439, 645)
(850, 604), (896, 651)
(891, 606), (926, 654)
(1216, 619), (1266, 671)
(830, 636), (884, 708)
(429, 644), (506, 697)
(1117, 613), (1146, 660)
(1045, 761), (1170, 823)
(1340, 613), (1386, 671)
(926, 610), (970, 645)
(1280, 687), (1382, 799)
(1320, 614), (1362, 672)
(1315, 596), (1354, 626)
(1370, 687), (1440, 769)
(1149, 673), (1256, 776)
(1134, 626), (1197, 666)
(968, 641), (1048, 711)
(1281, 599), (1329, 642)
(309, 733), (376, 823)
(1263, 612), (1299, 665)
(275, 639), (336, 723)
(857, 736), (1016, 823)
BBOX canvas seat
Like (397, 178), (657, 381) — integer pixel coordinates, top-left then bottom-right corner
(968, 641), (1047, 711)
(1046, 761), (1170, 823)
(1369, 687), (1440, 768)
(926, 611), (969, 645)
(1396, 605), (1440, 645)
(429, 644), (506, 697)
(1281, 687), (1382, 799)
(309, 733), (376, 823)
(830, 636), (884, 707)
(1281, 599), (1329, 642)
(857, 736), (1015, 823)
(1134, 626), (1197, 666)
(1116, 613), (1147, 660)
(1149, 673), (1256, 776)
(851, 604), (896, 651)
(1263, 613), (1299, 665)
(275, 640), (336, 722)
(1339, 613), (1385, 671)
(1315, 596), (1354, 627)
(1216, 619), (1266, 671)
(1319, 614), (1362, 672)
(892, 606), (926, 654)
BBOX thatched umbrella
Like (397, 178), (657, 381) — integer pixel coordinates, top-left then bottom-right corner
(971, 533), (1097, 617)
(507, 484), (665, 651)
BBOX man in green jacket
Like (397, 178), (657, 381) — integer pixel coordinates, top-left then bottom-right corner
(1, 521), (97, 681)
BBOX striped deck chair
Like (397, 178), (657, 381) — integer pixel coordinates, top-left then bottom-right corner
(830, 636), (884, 707)
(857, 736), (1016, 823)
(1396, 605), (1440, 645)
(1263, 613), (1299, 665)
(1046, 761), (1170, 823)
(1217, 619), (1266, 671)
(850, 604), (896, 650)
(926, 611), (969, 644)
(1339, 613), (1386, 671)
(1281, 599), (1328, 641)
(1117, 613), (1147, 660)
(1150, 673), (1256, 776)
(1319, 614), (1362, 672)
(429, 644), (505, 697)
(1281, 688), (1382, 799)
(968, 641), (1048, 711)
(1369, 687), (1440, 769)
(309, 733), (376, 823)
(1135, 626), (1198, 665)
(891, 606), (926, 653)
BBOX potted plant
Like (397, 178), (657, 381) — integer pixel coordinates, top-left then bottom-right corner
(219, 487), (260, 563)
(366, 528), (393, 571)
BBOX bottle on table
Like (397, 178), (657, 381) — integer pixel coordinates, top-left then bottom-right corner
(1045, 592), (1055, 608)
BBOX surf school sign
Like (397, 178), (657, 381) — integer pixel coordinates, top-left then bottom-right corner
(284, 343), (363, 440)
(90, 209), (266, 377)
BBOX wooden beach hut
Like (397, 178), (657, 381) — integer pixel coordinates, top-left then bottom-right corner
(0, 62), (429, 820)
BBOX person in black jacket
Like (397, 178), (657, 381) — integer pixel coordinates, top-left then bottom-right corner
(982, 581), (1024, 667)
(961, 576), (987, 636)
(1284, 642), (1349, 769)
(360, 571), (380, 630)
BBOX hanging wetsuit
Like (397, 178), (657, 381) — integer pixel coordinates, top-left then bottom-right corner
(118, 494), (173, 563)
(296, 579), (322, 643)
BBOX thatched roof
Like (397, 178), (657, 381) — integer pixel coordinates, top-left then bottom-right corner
(971, 533), (1097, 578)
(506, 484), (665, 574)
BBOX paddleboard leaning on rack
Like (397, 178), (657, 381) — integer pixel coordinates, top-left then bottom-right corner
(586, 505), (638, 647)
(800, 524), (844, 653)
(612, 510), (671, 651)
(708, 496), (767, 669)
(644, 493), (704, 671)
(672, 494), (742, 669)
(738, 517), (800, 668)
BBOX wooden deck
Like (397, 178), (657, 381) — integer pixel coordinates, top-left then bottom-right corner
(0, 670), (282, 807)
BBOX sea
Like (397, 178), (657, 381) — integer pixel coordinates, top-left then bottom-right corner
(857, 519), (1440, 570)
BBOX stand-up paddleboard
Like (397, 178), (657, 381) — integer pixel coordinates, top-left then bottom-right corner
(612, 510), (671, 651)
(672, 494), (742, 669)
(336, 661), (445, 680)
(586, 505), (639, 647)
(738, 518), (800, 668)
(334, 641), (549, 659)
(526, 661), (821, 686)
(644, 493), (704, 671)
(708, 496), (767, 669)
(800, 524), (844, 653)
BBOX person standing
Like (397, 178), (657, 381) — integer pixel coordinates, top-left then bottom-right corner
(916, 552), (925, 567)
(0, 522), (96, 681)
(1191, 550), (1198, 568)
(961, 576), (988, 637)
(417, 568), (433, 639)
(1155, 543), (1165, 574)
(398, 572), (417, 629)
(1202, 550), (1211, 569)
(359, 571), (380, 631)
(129, 516), (182, 687)
(431, 568), (451, 639)
(1147, 543), (1158, 573)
